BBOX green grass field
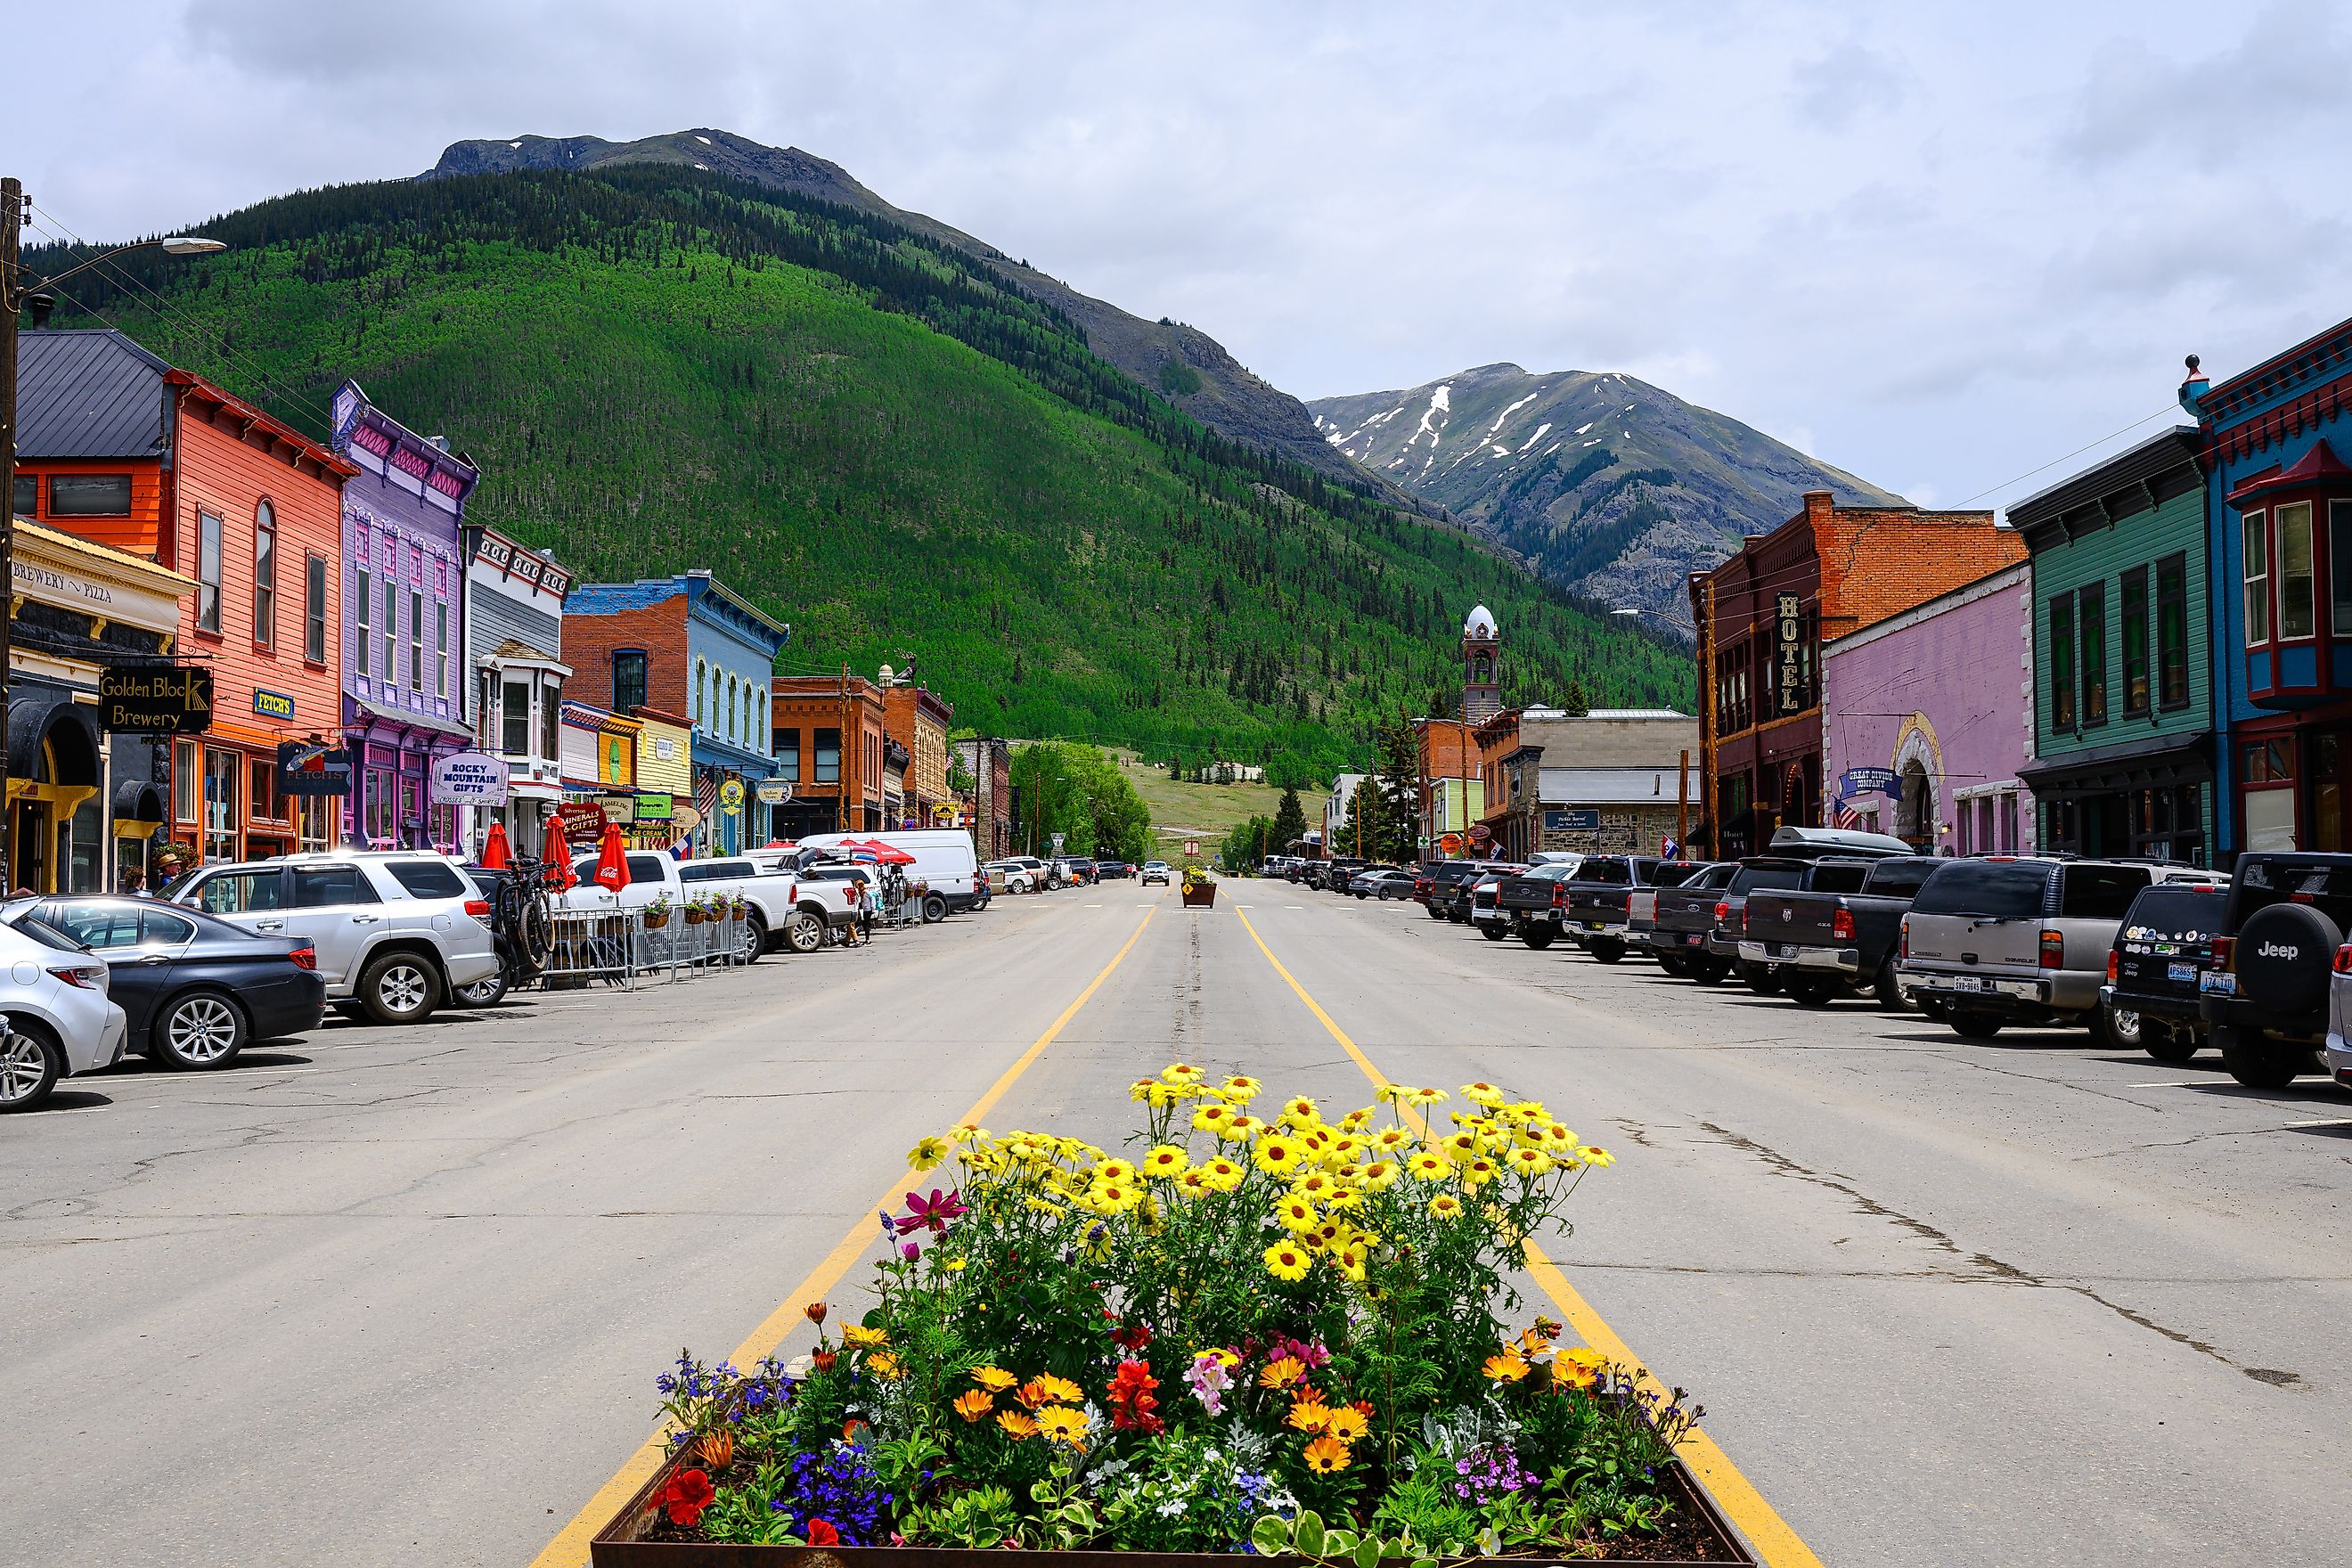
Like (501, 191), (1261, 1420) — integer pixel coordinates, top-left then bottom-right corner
(1111, 751), (1290, 848)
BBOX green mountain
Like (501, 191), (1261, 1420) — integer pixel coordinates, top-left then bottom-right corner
(37, 163), (1688, 772)
(1311, 363), (1907, 633)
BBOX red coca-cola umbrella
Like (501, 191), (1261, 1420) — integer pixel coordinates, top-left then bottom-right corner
(542, 817), (576, 890)
(592, 820), (631, 892)
(478, 821), (513, 870)
(866, 843), (918, 865)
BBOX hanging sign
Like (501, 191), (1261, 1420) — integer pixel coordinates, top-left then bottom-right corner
(1544, 809), (1601, 832)
(1839, 767), (1899, 797)
(430, 750), (510, 805)
(1775, 594), (1805, 714)
(253, 689), (298, 722)
(634, 792), (675, 823)
(557, 800), (610, 840)
(719, 778), (746, 815)
(276, 740), (355, 796)
(755, 779), (793, 804)
(99, 666), (214, 733)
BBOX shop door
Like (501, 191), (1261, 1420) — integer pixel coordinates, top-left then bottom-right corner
(12, 801), (51, 892)
(2312, 733), (2348, 853)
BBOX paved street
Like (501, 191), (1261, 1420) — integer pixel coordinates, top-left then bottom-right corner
(4, 886), (2348, 1567)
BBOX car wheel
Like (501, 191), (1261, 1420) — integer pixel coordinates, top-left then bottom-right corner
(921, 894), (948, 924)
(785, 911), (826, 954)
(1655, 952), (1687, 977)
(1686, 956), (1727, 985)
(2143, 1025), (2200, 1065)
(0, 1021), (62, 1113)
(1425, 904), (1449, 920)
(1874, 966), (1908, 1012)
(1521, 927), (1557, 951)
(736, 912), (768, 965)
(2098, 1003), (2141, 1051)
(1740, 964), (1782, 995)
(359, 952), (442, 1025)
(1784, 976), (1835, 1009)
(1589, 938), (1627, 964)
(152, 990), (248, 1069)
(1480, 923), (1507, 942)
(453, 960), (512, 1009)
(1949, 1012), (2004, 1040)
(2217, 1026), (2318, 1089)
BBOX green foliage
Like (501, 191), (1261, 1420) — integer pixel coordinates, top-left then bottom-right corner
(1271, 787), (1310, 849)
(1219, 813), (1277, 873)
(1156, 358), (1204, 397)
(1252, 1507), (1435, 1568)
(902, 1484), (1019, 1548)
(41, 166), (1687, 772)
(1009, 740), (1150, 862)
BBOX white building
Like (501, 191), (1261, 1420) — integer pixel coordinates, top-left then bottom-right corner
(1322, 772), (1369, 856)
(461, 526), (572, 854)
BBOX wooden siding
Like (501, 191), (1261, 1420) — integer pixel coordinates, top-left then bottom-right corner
(2032, 486), (2209, 756)
(12, 458), (166, 555)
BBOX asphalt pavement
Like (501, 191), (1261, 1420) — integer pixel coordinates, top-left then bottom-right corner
(3, 882), (2345, 1566)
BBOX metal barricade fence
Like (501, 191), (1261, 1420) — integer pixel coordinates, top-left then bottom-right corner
(533, 903), (753, 990)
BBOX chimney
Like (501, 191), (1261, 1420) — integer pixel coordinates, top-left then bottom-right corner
(1802, 489), (1833, 525)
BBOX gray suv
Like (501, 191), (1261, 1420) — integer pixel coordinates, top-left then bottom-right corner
(1897, 856), (2159, 1041)
(174, 853), (499, 1025)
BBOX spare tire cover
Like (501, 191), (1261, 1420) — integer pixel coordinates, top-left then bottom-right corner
(2234, 902), (2342, 1015)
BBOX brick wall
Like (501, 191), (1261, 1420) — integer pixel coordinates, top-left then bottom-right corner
(560, 600), (689, 713)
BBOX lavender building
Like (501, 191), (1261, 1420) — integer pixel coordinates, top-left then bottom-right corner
(329, 383), (478, 850)
(1820, 562), (2037, 856)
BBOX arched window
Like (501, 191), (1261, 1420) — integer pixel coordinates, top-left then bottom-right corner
(252, 499), (277, 649)
(695, 659), (707, 728)
(726, 674), (739, 742)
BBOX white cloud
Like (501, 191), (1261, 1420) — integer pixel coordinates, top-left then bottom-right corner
(8, 0), (2344, 515)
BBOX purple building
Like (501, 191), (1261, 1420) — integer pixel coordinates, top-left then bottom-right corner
(329, 383), (478, 850)
(1820, 562), (2037, 856)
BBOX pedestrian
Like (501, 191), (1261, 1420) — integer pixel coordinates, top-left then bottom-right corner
(118, 867), (147, 898)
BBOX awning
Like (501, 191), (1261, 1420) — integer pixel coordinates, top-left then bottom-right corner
(2017, 733), (2212, 798)
(350, 698), (478, 743)
(112, 779), (167, 827)
(6, 696), (102, 786)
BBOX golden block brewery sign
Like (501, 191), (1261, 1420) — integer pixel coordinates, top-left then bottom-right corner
(100, 666), (215, 733)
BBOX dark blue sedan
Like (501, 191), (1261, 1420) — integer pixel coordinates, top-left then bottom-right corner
(4, 896), (327, 1071)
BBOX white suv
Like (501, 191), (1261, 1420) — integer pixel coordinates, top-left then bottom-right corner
(174, 853), (499, 1025)
(0, 917), (127, 1111)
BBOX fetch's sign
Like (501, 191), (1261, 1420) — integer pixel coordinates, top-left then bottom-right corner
(99, 666), (214, 733)
(275, 741), (355, 796)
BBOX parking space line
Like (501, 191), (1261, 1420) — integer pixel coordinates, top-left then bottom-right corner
(1234, 907), (1825, 1568)
(528, 907), (1157, 1568)
(2285, 1116), (2352, 1129)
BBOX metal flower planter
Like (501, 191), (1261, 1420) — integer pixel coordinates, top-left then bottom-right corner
(1180, 882), (1218, 908)
(587, 1453), (1756, 1565)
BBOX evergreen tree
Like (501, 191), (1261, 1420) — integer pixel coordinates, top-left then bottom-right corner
(1560, 680), (1590, 716)
(1271, 787), (1309, 852)
(1371, 716), (1424, 862)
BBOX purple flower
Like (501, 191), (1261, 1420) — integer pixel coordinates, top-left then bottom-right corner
(901, 1241), (920, 1262)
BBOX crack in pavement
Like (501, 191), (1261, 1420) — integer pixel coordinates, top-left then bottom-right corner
(1695, 1120), (2302, 1385)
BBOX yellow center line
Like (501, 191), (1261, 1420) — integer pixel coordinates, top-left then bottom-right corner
(529, 906), (1157, 1568)
(1232, 907), (1824, 1568)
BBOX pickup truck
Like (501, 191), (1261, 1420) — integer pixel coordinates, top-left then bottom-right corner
(1630, 862), (1729, 968)
(564, 850), (851, 957)
(1735, 855), (1941, 1009)
(1561, 857), (1679, 963)
(1414, 860), (1506, 920)
(1646, 864), (1738, 978)
(1490, 863), (1583, 949)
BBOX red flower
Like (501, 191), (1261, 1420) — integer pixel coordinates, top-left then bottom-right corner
(1107, 1360), (1165, 1433)
(805, 1519), (841, 1547)
(1110, 1319), (1154, 1352)
(659, 1467), (716, 1528)
(812, 1349), (837, 1374)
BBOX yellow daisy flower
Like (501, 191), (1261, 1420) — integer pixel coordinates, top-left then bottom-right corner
(1460, 1157), (1499, 1189)
(1429, 1193), (1465, 1219)
(1260, 1354), (1307, 1386)
(1217, 1074), (1262, 1103)
(1279, 1095), (1320, 1125)
(1374, 1126), (1414, 1152)
(997, 1410), (1039, 1439)
(1507, 1146), (1552, 1177)
(1339, 1108), (1375, 1131)
(1332, 1243), (1368, 1282)
(1579, 1146), (1616, 1168)
(1223, 1114), (1266, 1142)
(1406, 1151), (1451, 1181)
(1087, 1179), (1144, 1215)
(1274, 1196), (1319, 1233)
(1482, 1352), (1531, 1382)
(972, 1366), (1018, 1392)
(1404, 1086), (1450, 1108)
(1303, 1434), (1352, 1473)
(1253, 1136), (1306, 1175)
(1462, 1081), (1507, 1107)
(1291, 1170), (1335, 1200)
(1193, 1103), (1235, 1134)
(1263, 1245), (1311, 1283)
(953, 1389), (995, 1422)
(1442, 1131), (1481, 1158)
(1034, 1405), (1090, 1447)
(1161, 1062), (1205, 1085)
(867, 1351), (903, 1380)
(840, 1324), (887, 1348)
(1143, 1144), (1191, 1179)
(1324, 1405), (1368, 1441)
(1286, 1399), (1334, 1433)
(1200, 1156), (1245, 1192)
(907, 1136), (951, 1172)
(1097, 1157), (1139, 1184)
(1129, 1077), (1160, 1104)
(1374, 1082), (1407, 1104)
(1174, 1167), (1213, 1198)
(1353, 1159), (1401, 1192)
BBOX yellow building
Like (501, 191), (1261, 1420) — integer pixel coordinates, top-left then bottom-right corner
(630, 706), (692, 849)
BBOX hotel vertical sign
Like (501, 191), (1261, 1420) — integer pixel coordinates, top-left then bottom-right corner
(1776, 594), (1805, 715)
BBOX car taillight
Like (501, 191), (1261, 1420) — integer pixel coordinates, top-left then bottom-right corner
(2105, 949), (2119, 984)
(1899, 918), (1909, 960)
(1551, 885), (1566, 909)
(2039, 929), (2064, 969)
(2334, 943), (2352, 976)
(48, 964), (102, 989)
(1830, 908), (1856, 942)
(464, 899), (493, 918)
(288, 944), (318, 971)
(2210, 935), (2234, 971)
(1714, 900), (1731, 923)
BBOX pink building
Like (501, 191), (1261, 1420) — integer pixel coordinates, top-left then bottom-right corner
(1819, 563), (2036, 856)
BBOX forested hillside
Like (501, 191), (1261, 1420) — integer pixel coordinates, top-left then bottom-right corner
(38, 167), (1689, 772)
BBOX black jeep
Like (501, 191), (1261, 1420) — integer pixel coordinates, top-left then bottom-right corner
(2198, 853), (2352, 1089)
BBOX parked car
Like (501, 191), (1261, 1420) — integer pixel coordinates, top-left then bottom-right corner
(1645, 863), (1740, 977)
(1140, 861), (1172, 886)
(799, 829), (986, 913)
(1314, 858), (1372, 892)
(588, 850), (839, 956)
(987, 861), (1035, 894)
(1097, 861), (1135, 880)
(1560, 857), (1686, 963)
(1630, 862), (1727, 968)
(1000, 856), (1052, 890)
(0, 917), (127, 1112)
(1490, 862), (1584, 948)
(1427, 861), (1518, 923)
(2103, 880), (2230, 1063)
(1735, 856), (1941, 1009)
(2198, 853), (2352, 1088)
(1350, 868), (1417, 900)
(1467, 870), (1526, 939)
(6, 895), (325, 1069)
(174, 853), (500, 1026)
(1897, 856), (2161, 1041)
(1447, 862), (1524, 926)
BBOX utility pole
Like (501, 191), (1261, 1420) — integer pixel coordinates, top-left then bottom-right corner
(837, 661), (849, 833)
(1, 176), (21, 888)
(1677, 747), (1690, 853)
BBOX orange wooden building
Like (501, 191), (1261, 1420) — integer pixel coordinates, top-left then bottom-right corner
(16, 331), (353, 867)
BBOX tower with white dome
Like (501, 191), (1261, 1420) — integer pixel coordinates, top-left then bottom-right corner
(1462, 602), (1501, 720)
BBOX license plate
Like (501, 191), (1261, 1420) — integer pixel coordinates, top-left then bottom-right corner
(2167, 962), (2195, 983)
(2200, 970), (2236, 995)
(1940, 976), (1989, 993)
(1585, 920), (1606, 931)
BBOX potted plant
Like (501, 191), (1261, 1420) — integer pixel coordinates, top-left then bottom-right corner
(1180, 863), (1218, 908)
(591, 1070), (1745, 1564)
(641, 893), (673, 931)
(683, 894), (710, 927)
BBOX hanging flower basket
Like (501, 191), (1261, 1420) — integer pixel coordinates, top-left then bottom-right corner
(584, 1070), (1750, 1564)
(642, 911), (671, 930)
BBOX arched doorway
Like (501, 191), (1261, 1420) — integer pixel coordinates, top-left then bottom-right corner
(1781, 762), (1813, 835)
(6, 699), (103, 893)
(1895, 760), (1935, 849)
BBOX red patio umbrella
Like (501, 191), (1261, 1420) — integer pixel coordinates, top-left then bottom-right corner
(478, 820), (513, 870)
(542, 817), (576, 890)
(592, 820), (631, 893)
(866, 844), (918, 865)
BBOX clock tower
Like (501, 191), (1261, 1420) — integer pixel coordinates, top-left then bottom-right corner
(1462, 603), (1501, 721)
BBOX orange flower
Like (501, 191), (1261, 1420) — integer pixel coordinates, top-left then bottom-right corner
(1482, 1352), (1531, 1383)
(1323, 1405), (1368, 1442)
(1259, 1355), (1306, 1388)
(971, 1367), (1018, 1392)
(696, 1429), (734, 1470)
(996, 1410), (1040, 1439)
(1303, 1434), (1352, 1473)
(953, 1389), (995, 1422)
(1286, 1398), (1334, 1433)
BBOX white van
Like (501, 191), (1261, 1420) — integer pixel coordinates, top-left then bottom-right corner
(795, 829), (985, 916)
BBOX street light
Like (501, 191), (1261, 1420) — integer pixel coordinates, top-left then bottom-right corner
(1, 176), (225, 884)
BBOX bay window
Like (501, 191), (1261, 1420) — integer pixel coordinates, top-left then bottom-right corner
(2277, 501), (2315, 639)
(2242, 510), (2269, 641)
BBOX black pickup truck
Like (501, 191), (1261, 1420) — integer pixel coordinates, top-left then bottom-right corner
(1735, 855), (1941, 1009)
(1639, 863), (1735, 975)
(2102, 880), (2229, 1064)
(1490, 862), (1582, 949)
(1563, 857), (1688, 963)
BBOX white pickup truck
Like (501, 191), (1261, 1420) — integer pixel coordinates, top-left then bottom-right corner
(561, 850), (858, 958)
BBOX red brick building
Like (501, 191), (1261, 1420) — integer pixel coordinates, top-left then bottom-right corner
(1691, 490), (2024, 856)
(771, 674), (890, 836)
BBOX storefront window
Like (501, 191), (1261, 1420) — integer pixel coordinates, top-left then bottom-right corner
(297, 793), (332, 853)
(249, 758), (280, 823)
(2242, 739), (2297, 852)
(2078, 582), (2106, 727)
(67, 799), (102, 893)
(174, 739), (200, 822)
(2314, 734), (2344, 854)
(502, 680), (531, 756)
(2157, 553), (2188, 708)
(2048, 596), (2075, 731)
(2119, 568), (2148, 715)
(2242, 510), (2270, 641)
(2277, 502), (2315, 640)
(2332, 502), (2352, 637)
(202, 748), (240, 862)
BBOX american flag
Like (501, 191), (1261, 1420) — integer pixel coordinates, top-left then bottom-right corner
(1833, 799), (1862, 831)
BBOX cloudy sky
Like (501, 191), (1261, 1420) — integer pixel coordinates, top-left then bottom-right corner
(17, 0), (2348, 508)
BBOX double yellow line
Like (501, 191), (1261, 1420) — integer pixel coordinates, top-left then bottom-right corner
(1234, 908), (1823, 1568)
(530, 909), (1156, 1568)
